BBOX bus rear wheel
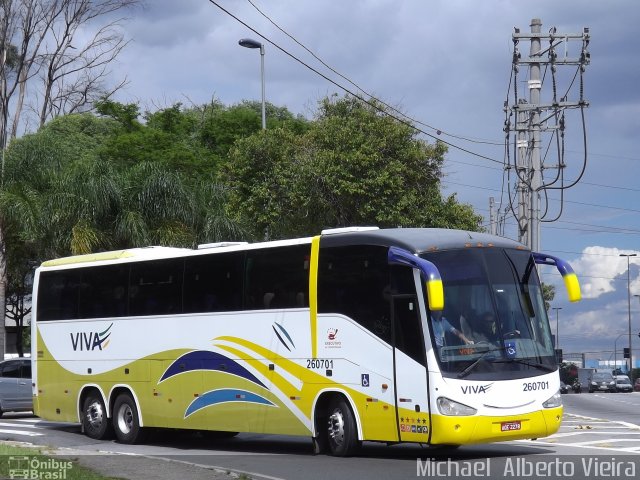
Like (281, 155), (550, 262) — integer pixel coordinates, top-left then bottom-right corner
(326, 397), (359, 456)
(113, 393), (146, 444)
(82, 393), (112, 440)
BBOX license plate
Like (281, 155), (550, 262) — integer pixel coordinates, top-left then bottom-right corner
(501, 421), (522, 432)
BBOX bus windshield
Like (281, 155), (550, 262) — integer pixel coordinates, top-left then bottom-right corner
(422, 248), (556, 380)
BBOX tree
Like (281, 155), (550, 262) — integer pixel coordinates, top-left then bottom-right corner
(4, 107), (248, 252)
(559, 362), (578, 384)
(197, 100), (309, 164)
(224, 95), (481, 239)
(0, 0), (137, 357)
(542, 283), (556, 311)
(5, 238), (35, 357)
(1, 0), (138, 146)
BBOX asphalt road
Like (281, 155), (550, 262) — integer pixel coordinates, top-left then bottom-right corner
(561, 389), (640, 426)
(1, 393), (639, 480)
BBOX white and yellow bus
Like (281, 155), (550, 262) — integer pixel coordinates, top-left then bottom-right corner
(31, 227), (580, 456)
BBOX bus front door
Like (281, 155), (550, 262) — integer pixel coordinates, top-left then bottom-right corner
(392, 295), (431, 442)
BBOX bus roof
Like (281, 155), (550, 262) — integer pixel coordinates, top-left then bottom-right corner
(38, 228), (526, 269)
(319, 228), (526, 254)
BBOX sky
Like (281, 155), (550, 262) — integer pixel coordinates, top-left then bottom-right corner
(103, 0), (640, 364)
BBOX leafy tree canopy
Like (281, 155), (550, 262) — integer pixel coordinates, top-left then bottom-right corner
(224, 94), (481, 239)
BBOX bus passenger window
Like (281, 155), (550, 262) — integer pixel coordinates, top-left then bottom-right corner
(37, 270), (81, 321)
(184, 253), (244, 313)
(244, 245), (310, 311)
(318, 245), (391, 344)
(78, 265), (129, 319)
(129, 259), (184, 316)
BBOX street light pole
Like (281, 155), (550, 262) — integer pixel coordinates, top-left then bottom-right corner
(620, 253), (637, 373)
(614, 332), (626, 373)
(238, 38), (266, 130)
(552, 307), (562, 349)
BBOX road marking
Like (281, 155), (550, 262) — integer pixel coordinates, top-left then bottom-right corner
(0, 422), (38, 428)
(0, 428), (44, 437)
(526, 412), (640, 453)
(14, 419), (78, 428)
(518, 439), (640, 453)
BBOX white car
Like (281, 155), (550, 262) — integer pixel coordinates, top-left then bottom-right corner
(0, 359), (32, 416)
(615, 376), (633, 393)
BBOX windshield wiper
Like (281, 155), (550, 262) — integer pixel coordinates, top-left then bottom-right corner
(491, 358), (555, 372)
(457, 347), (502, 379)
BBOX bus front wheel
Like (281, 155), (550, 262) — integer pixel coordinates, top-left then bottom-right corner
(326, 397), (359, 456)
(82, 393), (112, 440)
(113, 393), (146, 444)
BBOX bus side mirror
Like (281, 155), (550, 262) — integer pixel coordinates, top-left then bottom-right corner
(387, 246), (444, 311)
(425, 277), (444, 311)
(532, 253), (581, 302)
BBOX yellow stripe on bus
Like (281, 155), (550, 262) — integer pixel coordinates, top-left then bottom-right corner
(41, 250), (134, 267)
(309, 236), (321, 358)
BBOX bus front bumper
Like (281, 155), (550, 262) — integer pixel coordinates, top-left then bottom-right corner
(429, 406), (563, 445)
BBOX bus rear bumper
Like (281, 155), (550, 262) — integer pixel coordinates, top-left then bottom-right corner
(429, 406), (563, 445)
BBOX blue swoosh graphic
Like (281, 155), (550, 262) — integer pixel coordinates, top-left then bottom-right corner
(274, 322), (296, 349)
(185, 389), (276, 417)
(159, 350), (266, 389)
(272, 325), (291, 352)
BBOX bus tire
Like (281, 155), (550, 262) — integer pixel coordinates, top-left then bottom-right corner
(82, 392), (112, 440)
(113, 393), (146, 444)
(326, 397), (359, 457)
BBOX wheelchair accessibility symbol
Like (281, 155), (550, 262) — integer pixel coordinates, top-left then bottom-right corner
(505, 340), (517, 359)
(361, 374), (370, 387)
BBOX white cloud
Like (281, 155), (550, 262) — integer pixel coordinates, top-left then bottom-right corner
(570, 246), (640, 299)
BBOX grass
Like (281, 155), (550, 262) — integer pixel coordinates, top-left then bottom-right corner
(0, 443), (122, 480)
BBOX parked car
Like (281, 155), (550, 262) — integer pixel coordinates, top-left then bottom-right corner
(588, 371), (617, 393)
(635, 378), (640, 392)
(0, 359), (32, 416)
(615, 376), (633, 393)
(560, 381), (569, 394)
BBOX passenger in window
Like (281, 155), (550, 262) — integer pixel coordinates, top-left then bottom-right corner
(431, 310), (474, 348)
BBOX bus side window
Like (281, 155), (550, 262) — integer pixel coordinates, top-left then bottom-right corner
(37, 270), (81, 321)
(129, 259), (184, 316)
(318, 245), (391, 344)
(78, 265), (129, 319)
(184, 253), (244, 313)
(244, 245), (310, 311)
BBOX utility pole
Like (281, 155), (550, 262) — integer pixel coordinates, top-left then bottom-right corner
(528, 18), (542, 252)
(505, 19), (590, 250)
(489, 197), (497, 235)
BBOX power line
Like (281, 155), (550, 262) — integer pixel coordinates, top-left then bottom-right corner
(219, 2), (640, 236)
(226, 2), (640, 218)
(442, 179), (640, 217)
(244, 0), (504, 147)
(208, 0), (505, 165)
(579, 181), (640, 193)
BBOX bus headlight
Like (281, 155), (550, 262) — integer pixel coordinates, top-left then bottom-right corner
(542, 391), (562, 408)
(436, 397), (477, 416)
